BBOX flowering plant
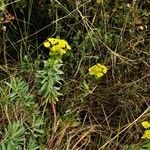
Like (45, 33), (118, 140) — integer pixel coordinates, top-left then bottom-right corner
(142, 121), (150, 139)
(36, 37), (71, 126)
(88, 63), (108, 78)
(43, 38), (71, 56)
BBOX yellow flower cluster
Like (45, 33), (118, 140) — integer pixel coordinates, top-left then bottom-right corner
(142, 130), (150, 139)
(43, 38), (71, 55)
(89, 63), (108, 78)
(141, 121), (150, 139)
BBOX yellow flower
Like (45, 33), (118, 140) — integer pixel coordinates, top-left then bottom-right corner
(43, 37), (71, 55)
(97, 73), (103, 78)
(58, 40), (66, 48)
(51, 45), (66, 55)
(58, 39), (71, 50)
(65, 42), (71, 50)
(89, 63), (108, 78)
(142, 121), (150, 129)
(96, 64), (108, 73)
(142, 130), (150, 139)
(43, 41), (50, 48)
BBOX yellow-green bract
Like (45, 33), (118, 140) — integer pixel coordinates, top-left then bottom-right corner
(43, 38), (71, 55)
(142, 121), (150, 129)
(141, 121), (150, 139)
(142, 130), (150, 139)
(89, 63), (108, 78)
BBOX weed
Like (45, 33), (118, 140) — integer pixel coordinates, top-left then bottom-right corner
(0, 0), (149, 149)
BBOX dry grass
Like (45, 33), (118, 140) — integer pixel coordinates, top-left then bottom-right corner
(0, 0), (150, 149)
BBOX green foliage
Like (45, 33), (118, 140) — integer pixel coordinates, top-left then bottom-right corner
(21, 55), (35, 72)
(1, 122), (25, 150)
(6, 77), (35, 108)
(20, 55), (41, 76)
(27, 138), (39, 150)
(25, 115), (44, 138)
(36, 58), (63, 104)
(140, 142), (150, 150)
(124, 142), (150, 150)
